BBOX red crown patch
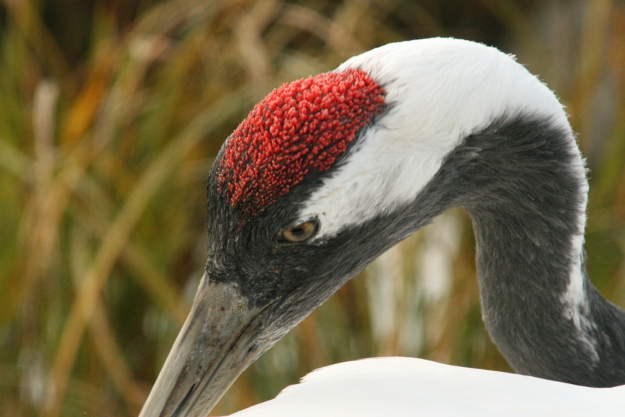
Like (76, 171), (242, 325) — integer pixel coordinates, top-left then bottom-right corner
(216, 68), (386, 216)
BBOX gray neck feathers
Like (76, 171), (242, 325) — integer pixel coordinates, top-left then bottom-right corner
(433, 114), (625, 387)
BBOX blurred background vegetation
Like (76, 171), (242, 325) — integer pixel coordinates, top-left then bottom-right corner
(1, 0), (624, 416)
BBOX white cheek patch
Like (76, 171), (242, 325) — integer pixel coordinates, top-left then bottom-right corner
(297, 38), (571, 239)
(299, 128), (446, 237)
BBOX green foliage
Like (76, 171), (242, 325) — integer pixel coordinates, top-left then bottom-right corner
(1, 1), (624, 416)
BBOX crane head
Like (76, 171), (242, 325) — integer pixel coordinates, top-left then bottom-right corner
(138, 38), (572, 417)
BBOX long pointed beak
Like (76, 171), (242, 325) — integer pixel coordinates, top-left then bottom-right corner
(138, 273), (271, 417)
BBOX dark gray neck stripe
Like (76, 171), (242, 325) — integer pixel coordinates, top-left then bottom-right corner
(427, 113), (625, 387)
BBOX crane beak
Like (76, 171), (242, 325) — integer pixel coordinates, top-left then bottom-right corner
(138, 272), (277, 417)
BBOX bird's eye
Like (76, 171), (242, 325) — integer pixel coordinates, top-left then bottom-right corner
(281, 220), (319, 243)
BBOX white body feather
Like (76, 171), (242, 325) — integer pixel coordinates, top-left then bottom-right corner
(229, 357), (625, 417)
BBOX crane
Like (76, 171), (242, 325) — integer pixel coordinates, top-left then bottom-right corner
(138, 38), (625, 417)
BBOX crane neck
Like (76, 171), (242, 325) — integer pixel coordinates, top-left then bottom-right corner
(452, 115), (625, 387)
